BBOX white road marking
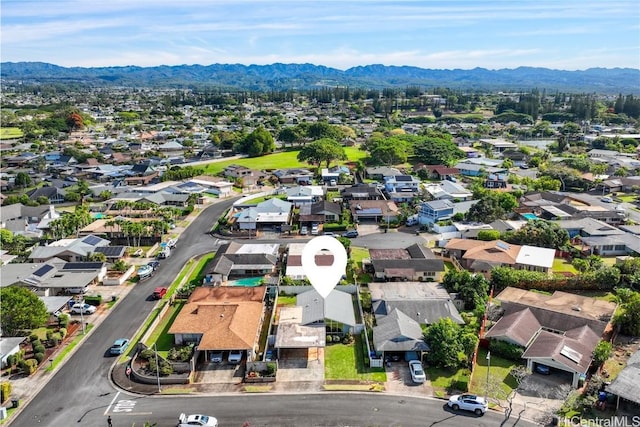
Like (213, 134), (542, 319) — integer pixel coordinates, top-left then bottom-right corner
(104, 391), (120, 415)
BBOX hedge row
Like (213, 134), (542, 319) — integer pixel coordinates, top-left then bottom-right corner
(323, 223), (348, 232)
(488, 340), (525, 361)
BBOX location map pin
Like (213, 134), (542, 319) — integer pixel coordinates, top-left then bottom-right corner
(301, 236), (348, 299)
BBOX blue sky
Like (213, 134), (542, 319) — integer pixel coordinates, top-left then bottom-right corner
(2, 0), (639, 70)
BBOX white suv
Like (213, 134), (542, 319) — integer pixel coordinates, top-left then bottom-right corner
(228, 350), (243, 364)
(448, 394), (488, 415)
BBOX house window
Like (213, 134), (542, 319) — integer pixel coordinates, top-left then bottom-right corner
(602, 245), (613, 251)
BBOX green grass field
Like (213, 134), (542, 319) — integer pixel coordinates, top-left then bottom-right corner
(201, 146), (367, 175)
(145, 302), (185, 358)
(324, 339), (386, 382)
(0, 127), (23, 140)
(427, 365), (470, 392)
(468, 347), (520, 400)
(552, 258), (578, 274)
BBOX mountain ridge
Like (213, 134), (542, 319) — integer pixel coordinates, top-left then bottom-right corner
(1, 61), (638, 93)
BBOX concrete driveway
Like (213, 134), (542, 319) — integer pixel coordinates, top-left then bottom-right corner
(194, 361), (245, 384)
(276, 348), (324, 382)
(384, 361), (433, 397)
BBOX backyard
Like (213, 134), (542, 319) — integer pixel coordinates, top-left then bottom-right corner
(324, 338), (386, 382)
(552, 258), (578, 275)
(201, 147), (367, 175)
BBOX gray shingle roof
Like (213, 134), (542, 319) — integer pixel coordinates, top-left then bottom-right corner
(373, 308), (430, 352)
(297, 289), (356, 327)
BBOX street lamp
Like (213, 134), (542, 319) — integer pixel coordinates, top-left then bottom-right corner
(154, 343), (161, 393)
(485, 351), (491, 402)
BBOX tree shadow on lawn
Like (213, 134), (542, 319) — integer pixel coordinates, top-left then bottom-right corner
(149, 302), (185, 354)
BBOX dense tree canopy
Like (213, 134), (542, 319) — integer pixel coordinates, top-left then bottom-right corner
(465, 192), (518, 223)
(297, 138), (346, 168)
(413, 133), (465, 166)
(364, 135), (411, 166)
(441, 270), (490, 311)
(614, 289), (640, 336)
(237, 126), (275, 157)
(424, 318), (477, 370)
(502, 220), (569, 249)
(0, 286), (49, 336)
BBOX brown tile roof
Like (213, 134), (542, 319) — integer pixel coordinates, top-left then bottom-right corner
(445, 239), (520, 265)
(485, 308), (541, 347)
(168, 286), (266, 351)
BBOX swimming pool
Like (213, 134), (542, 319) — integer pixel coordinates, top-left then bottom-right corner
(92, 213), (106, 219)
(228, 277), (263, 287)
(522, 213), (538, 220)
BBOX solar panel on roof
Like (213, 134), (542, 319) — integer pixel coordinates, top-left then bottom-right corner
(62, 262), (103, 270)
(560, 345), (582, 364)
(94, 246), (125, 257)
(82, 235), (103, 246)
(496, 241), (510, 251)
(33, 264), (54, 277)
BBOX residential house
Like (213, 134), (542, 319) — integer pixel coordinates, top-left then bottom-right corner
(296, 289), (357, 335)
(367, 244), (445, 282)
(340, 184), (382, 201)
(579, 233), (640, 257)
(285, 186), (324, 206)
(423, 181), (473, 201)
(369, 282), (464, 358)
(444, 239), (556, 276)
(556, 217), (625, 240)
(272, 168), (314, 185)
(27, 186), (66, 204)
(235, 198), (292, 231)
(0, 260), (104, 296)
(349, 199), (398, 223)
(204, 242), (279, 282)
(29, 234), (112, 263)
(606, 348), (640, 411)
(321, 165), (350, 183)
(366, 166), (403, 180)
(486, 287), (617, 387)
(372, 309), (430, 359)
(285, 243), (334, 280)
(298, 201), (341, 227)
(414, 165), (460, 180)
(1, 337), (27, 369)
(484, 173), (509, 189)
(454, 162), (506, 177)
(168, 286), (267, 362)
(480, 138), (518, 154)
(188, 177), (234, 197)
(1, 204), (59, 237)
(274, 306), (325, 359)
(418, 199), (454, 225)
(223, 165), (269, 188)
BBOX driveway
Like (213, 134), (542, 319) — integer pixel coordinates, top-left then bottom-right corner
(384, 361), (434, 397)
(276, 347), (324, 382)
(194, 361), (245, 384)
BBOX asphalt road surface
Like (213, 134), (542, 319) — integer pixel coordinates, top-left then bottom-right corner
(92, 393), (540, 427)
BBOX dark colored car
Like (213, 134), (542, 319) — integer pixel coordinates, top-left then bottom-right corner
(342, 230), (359, 238)
(535, 363), (551, 375)
(147, 260), (160, 270)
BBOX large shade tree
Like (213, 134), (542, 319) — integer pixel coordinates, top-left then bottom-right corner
(0, 286), (49, 336)
(297, 138), (346, 168)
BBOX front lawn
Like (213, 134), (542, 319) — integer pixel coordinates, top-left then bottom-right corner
(469, 347), (520, 400)
(427, 365), (470, 393)
(325, 339), (386, 382)
(144, 302), (185, 358)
